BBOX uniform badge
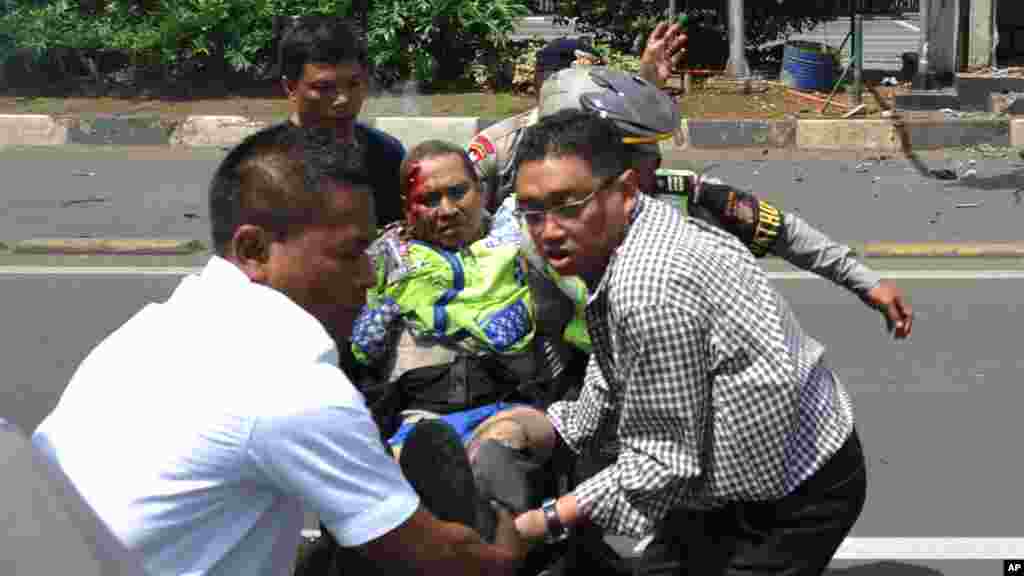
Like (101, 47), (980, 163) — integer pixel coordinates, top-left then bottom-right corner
(467, 134), (495, 164)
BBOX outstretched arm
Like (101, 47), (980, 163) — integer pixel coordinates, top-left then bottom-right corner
(776, 212), (912, 338)
(685, 175), (914, 338)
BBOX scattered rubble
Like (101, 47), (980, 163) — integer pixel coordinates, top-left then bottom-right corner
(60, 195), (109, 208)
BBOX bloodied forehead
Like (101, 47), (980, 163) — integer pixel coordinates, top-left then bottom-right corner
(408, 154), (474, 200)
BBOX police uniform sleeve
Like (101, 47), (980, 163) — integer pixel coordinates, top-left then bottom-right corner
(351, 236), (403, 365)
(688, 177), (782, 258)
(467, 130), (500, 205)
(689, 177), (881, 298)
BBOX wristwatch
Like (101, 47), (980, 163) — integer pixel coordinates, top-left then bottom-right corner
(541, 498), (569, 543)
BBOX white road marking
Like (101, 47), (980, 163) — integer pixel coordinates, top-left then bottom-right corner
(768, 270), (1024, 280)
(297, 530), (1024, 560)
(2, 267), (1024, 280)
(834, 538), (1024, 560)
(894, 19), (921, 32)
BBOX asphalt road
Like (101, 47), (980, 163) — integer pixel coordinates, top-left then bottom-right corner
(0, 146), (1021, 247)
(2, 266), (1024, 547)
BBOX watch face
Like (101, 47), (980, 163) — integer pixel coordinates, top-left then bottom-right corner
(543, 499), (567, 543)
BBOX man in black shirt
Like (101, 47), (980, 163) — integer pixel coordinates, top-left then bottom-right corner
(279, 15), (405, 227)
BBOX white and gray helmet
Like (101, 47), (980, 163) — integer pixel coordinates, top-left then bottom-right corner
(537, 66), (680, 153)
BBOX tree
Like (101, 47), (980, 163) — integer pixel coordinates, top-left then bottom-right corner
(552, 0), (841, 69)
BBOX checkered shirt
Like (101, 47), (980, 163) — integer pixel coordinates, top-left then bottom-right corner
(547, 195), (855, 539)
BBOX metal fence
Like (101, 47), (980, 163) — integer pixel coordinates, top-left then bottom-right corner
(531, 0), (557, 14)
(834, 0), (920, 14)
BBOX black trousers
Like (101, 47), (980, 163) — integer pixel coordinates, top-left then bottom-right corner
(636, 428), (867, 576)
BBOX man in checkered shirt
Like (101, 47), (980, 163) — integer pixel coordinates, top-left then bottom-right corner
(504, 109), (868, 575)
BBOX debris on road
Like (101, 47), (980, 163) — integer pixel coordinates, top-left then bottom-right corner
(184, 212), (199, 220)
(959, 160), (978, 179)
(955, 202), (983, 208)
(843, 104), (867, 118)
(930, 168), (958, 180)
(60, 196), (109, 208)
(71, 171), (97, 177)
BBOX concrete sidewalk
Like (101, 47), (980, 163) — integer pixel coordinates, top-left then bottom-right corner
(0, 113), (1021, 152)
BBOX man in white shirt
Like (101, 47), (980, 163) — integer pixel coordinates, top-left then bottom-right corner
(33, 124), (526, 576)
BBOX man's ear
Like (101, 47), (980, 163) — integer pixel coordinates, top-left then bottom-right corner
(230, 225), (273, 283)
(282, 76), (297, 101)
(620, 168), (642, 203)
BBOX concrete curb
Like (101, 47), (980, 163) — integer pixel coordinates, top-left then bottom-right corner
(861, 242), (1024, 258)
(67, 116), (174, 146)
(899, 120), (1011, 149)
(796, 120), (902, 152)
(681, 120), (796, 149)
(169, 116), (268, 148)
(0, 114), (69, 146)
(0, 114), (1018, 151)
(11, 238), (205, 255)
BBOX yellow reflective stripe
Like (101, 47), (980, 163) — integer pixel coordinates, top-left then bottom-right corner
(621, 132), (674, 145)
(752, 201), (782, 257)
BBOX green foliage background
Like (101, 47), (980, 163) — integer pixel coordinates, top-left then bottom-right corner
(0, 0), (529, 92)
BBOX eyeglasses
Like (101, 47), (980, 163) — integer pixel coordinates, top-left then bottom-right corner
(514, 175), (618, 228)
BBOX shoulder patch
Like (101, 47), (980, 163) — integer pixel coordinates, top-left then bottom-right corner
(468, 134), (495, 164)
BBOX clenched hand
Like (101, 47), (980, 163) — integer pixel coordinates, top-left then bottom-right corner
(866, 280), (914, 339)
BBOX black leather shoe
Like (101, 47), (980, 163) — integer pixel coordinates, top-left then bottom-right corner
(399, 420), (496, 542)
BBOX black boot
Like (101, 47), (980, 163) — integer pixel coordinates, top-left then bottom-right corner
(398, 420), (497, 542)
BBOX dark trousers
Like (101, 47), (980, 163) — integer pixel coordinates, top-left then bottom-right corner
(636, 428), (867, 576)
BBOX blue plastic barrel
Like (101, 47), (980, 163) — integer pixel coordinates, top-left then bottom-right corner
(781, 41), (835, 92)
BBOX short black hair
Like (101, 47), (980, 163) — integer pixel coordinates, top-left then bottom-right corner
(207, 123), (370, 256)
(514, 109), (630, 188)
(278, 15), (369, 81)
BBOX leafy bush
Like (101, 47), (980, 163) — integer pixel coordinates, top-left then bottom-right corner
(367, 0), (529, 90)
(0, 0), (529, 94)
(505, 37), (641, 96)
(509, 38), (548, 94)
(590, 41), (641, 74)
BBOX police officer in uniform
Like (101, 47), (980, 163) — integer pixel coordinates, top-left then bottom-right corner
(467, 22), (689, 213)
